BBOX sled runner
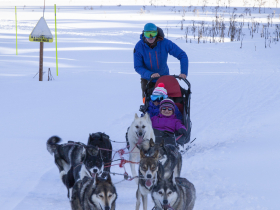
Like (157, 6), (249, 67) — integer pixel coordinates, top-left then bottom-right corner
(140, 75), (192, 146)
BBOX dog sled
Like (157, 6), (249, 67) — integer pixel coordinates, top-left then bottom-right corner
(140, 75), (192, 147)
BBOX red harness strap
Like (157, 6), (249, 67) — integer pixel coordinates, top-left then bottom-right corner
(104, 158), (139, 168)
(176, 134), (183, 141)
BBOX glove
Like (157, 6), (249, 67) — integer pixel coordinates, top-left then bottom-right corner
(177, 128), (189, 146)
(177, 128), (188, 137)
(139, 105), (145, 113)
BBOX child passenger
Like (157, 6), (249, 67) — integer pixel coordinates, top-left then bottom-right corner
(147, 83), (183, 121)
(151, 99), (188, 137)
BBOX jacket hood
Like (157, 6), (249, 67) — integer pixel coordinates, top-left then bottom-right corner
(139, 27), (165, 40)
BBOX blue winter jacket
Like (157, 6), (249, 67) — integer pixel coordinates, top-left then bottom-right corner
(147, 101), (183, 121)
(134, 27), (189, 80)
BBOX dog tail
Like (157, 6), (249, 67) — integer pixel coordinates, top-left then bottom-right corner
(47, 136), (62, 155)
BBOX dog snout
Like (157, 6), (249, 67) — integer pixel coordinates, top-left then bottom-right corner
(163, 200), (168, 205)
(138, 131), (143, 137)
(93, 169), (98, 173)
(147, 174), (152, 179)
(105, 207), (110, 210)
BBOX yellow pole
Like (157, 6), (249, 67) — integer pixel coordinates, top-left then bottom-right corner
(15, 6), (18, 55)
(54, 4), (58, 76)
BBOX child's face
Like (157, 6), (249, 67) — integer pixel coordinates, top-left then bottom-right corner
(161, 107), (173, 116)
(153, 101), (160, 106)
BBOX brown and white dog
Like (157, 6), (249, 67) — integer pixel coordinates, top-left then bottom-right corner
(136, 149), (161, 210)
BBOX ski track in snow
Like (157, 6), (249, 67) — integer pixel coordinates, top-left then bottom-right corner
(0, 4), (280, 210)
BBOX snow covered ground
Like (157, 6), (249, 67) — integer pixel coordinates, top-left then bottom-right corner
(0, 2), (280, 210)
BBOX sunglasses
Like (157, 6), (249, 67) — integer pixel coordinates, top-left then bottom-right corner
(144, 31), (158, 38)
(151, 95), (167, 101)
(162, 107), (173, 111)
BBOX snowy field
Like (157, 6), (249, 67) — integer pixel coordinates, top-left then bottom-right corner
(0, 1), (280, 209)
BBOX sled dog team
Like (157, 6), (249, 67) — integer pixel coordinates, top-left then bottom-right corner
(47, 113), (195, 210)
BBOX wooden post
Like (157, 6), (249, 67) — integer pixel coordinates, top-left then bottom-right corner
(39, 42), (44, 81)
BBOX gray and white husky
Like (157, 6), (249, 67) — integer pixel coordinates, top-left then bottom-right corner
(136, 149), (161, 210)
(146, 139), (182, 179)
(151, 172), (196, 210)
(71, 175), (117, 210)
(127, 113), (155, 182)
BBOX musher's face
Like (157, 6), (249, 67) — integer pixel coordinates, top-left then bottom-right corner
(146, 37), (156, 44)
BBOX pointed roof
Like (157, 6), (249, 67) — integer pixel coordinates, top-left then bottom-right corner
(29, 17), (53, 42)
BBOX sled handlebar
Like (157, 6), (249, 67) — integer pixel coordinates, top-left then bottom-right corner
(148, 75), (191, 91)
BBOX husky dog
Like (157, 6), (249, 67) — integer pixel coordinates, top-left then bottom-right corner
(72, 147), (104, 181)
(46, 136), (102, 198)
(71, 175), (117, 210)
(151, 172), (196, 210)
(46, 137), (85, 187)
(127, 113), (155, 181)
(88, 132), (112, 178)
(146, 139), (182, 179)
(136, 149), (161, 210)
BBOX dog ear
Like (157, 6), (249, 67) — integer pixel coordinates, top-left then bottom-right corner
(168, 171), (176, 185)
(168, 172), (174, 182)
(160, 139), (164, 147)
(143, 112), (148, 119)
(149, 138), (155, 147)
(152, 149), (159, 159)
(140, 149), (146, 159)
(157, 171), (162, 182)
(157, 163), (164, 181)
(135, 113), (139, 119)
(106, 174), (112, 184)
(144, 112), (151, 121)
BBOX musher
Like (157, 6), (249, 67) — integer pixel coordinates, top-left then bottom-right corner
(133, 23), (189, 102)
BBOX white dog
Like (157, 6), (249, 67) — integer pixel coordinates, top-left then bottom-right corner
(127, 113), (155, 183)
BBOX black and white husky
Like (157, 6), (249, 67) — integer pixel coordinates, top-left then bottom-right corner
(152, 172), (196, 210)
(87, 132), (112, 179)
(146, 139), (182, 179)
(71, 175), (117, 210)
(46, 136), (103, 198)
